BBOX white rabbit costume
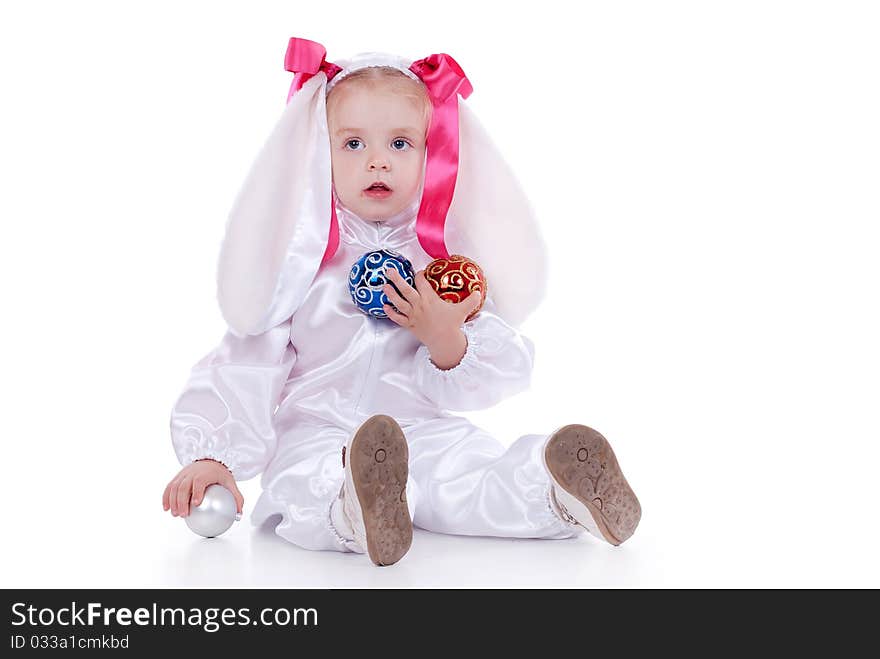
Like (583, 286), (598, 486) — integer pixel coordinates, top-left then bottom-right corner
(169, 38), (583, 552)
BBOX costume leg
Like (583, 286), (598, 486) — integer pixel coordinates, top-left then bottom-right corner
(401, 416), (580, 540)
(250, 411), (419, 553)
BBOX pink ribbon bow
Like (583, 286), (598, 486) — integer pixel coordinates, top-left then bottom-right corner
(409, 54), (473, 260)
(284, 37), (342, 102)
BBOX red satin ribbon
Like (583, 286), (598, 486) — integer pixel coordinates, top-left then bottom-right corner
(409, 53), (473, 260)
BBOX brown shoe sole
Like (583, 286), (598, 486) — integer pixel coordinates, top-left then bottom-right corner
(348, 415), (413, 566)
(544, 425), (642, 545)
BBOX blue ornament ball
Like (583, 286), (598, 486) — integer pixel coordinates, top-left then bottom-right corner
(348, 249), (416, 319)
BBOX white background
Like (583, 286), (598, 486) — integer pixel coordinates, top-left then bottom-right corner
(1, 0), (877, 588)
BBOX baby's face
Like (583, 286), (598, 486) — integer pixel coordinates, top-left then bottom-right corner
(327, 83), (427, 222)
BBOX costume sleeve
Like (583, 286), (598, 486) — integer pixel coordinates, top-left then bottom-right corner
(169, 317), (296, 480)
(412, 294), (535, 412)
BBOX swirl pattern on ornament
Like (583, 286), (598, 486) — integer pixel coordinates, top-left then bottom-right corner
(423, 254), (488, 321)
(348, 249), (415, 319)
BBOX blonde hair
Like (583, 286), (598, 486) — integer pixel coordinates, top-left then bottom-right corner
(326, 66), (432, 128)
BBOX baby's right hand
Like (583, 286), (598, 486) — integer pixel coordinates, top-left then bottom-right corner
(162, 459), (244, 518)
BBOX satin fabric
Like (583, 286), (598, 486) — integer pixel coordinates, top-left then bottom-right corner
(409, 53), (473, 260)
(284, 37), (342, 102)
(170, 199), (579, 551)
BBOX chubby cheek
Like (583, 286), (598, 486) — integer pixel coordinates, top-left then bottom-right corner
(402, 167), (424, 197)
(330, 158), (358, 195)
(329, 154), (345, 184)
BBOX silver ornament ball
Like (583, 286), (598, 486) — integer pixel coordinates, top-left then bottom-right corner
(185, 484), (241, 538)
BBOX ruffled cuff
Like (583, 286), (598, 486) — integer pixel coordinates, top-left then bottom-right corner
(413, 323), (498, 411)
(326, 493), (363, 554)
(413, 310), (535, 411)
(175, 425), (241, 479)
(424, 321), (481, 375)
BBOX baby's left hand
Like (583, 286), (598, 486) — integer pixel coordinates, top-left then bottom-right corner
(383, 267), (481, 349)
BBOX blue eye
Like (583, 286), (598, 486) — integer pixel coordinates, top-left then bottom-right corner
(345, 139), (364, 150)
(391, 139), (410, 151)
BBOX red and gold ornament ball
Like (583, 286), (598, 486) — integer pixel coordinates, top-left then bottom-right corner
(423, 255), (487, 322)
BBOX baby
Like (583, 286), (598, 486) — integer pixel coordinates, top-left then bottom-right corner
(162, 42), (641, 567)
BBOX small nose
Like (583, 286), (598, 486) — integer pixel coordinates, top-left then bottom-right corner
(368, 155), (390, 171)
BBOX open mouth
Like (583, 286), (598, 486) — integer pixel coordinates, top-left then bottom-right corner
(364, 182), (393, 198)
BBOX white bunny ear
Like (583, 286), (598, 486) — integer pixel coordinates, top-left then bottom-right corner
(217, 73), (332, 336)
(444, 101), (548, 328)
